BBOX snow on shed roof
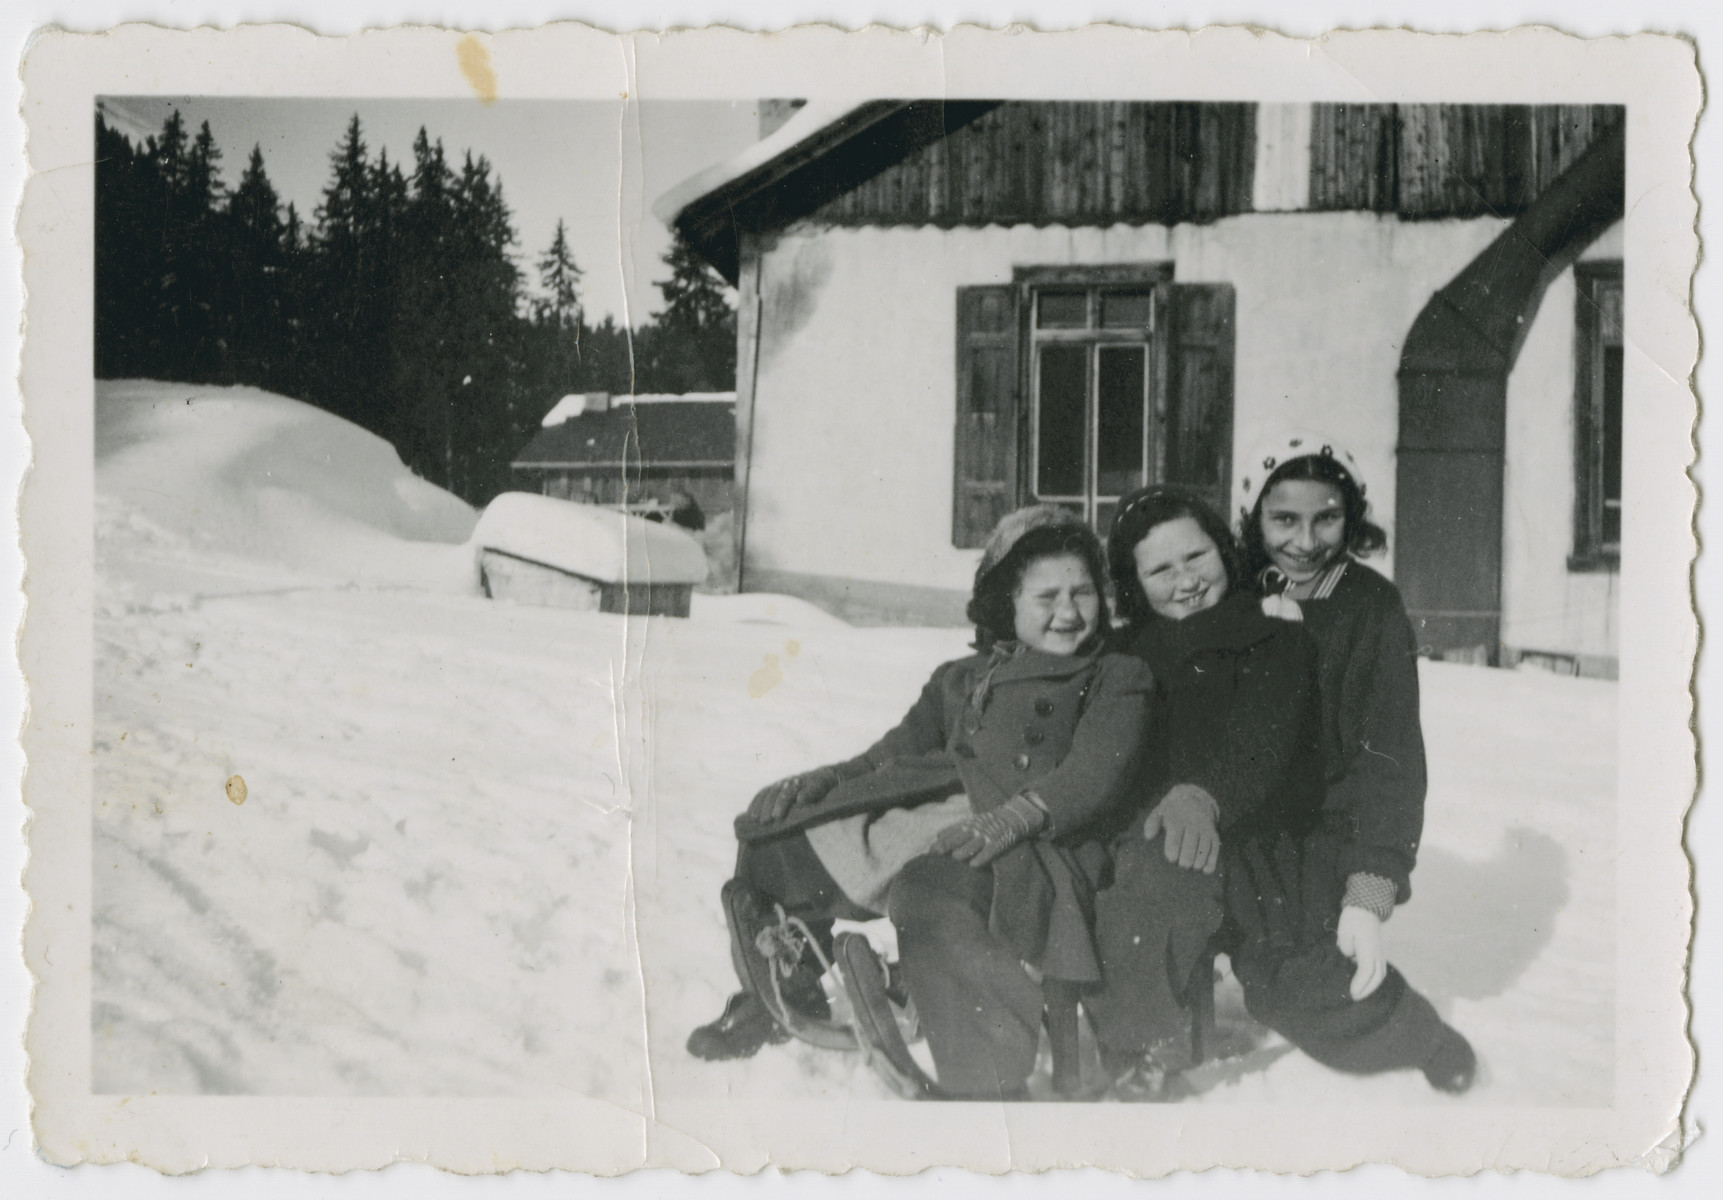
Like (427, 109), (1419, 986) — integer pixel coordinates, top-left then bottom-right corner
(655, 99), (1002, 284)
(540, 391), (733, 428)
(512, 399), (735, 471)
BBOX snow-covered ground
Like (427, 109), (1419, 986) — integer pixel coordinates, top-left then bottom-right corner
(92, 380), (1614, 1109)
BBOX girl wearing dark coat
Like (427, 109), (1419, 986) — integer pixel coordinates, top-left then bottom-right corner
(689, 506), (1152, 1100)
(1233, 433), (1475, 1092)
(1084, 487), (1324, 1099)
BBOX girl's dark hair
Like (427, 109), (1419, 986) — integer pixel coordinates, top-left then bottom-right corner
(1240, 453), (1388, 580)
(1106, 486), (1244, 630)
(967, 523), (1111, 652)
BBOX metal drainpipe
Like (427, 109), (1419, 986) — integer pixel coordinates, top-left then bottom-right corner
(1394, 121), (1625, 663)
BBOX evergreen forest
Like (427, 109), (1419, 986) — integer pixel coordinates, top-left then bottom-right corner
(95, 107), (738, 505)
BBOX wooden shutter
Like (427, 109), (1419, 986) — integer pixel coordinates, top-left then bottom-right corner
(1165, 283), (1236, 519)
(953, 285), (1023, 548)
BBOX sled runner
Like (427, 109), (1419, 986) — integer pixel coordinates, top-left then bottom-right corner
(721, 880), (858, 1052)
(833, 931), (942, 1100)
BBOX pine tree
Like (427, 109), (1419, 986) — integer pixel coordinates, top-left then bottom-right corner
(656, 229), (732, 334)
(135, 110), (193, 377)
(439, 151), (523, 498)
(535, 219), (583, 329)
(307, 114), (390, 430)
(226, 144), (286, 382)
(317, 114), (371, 250)
(521, 219), (587, 437)
(648, 228), (737, 392)
(278, 200), (311, 397)
(150, 110), (189, 198)
(95, 110), (155, 377)
(187, 120), (225, 213)
(388, 129), (460, 482)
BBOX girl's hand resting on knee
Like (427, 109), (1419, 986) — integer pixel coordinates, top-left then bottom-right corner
(1143, 784), (1221, 874)
(1337, 906), (1388, 1000)
(745, 766), (843, 825)
(933, 793), (1048, 868)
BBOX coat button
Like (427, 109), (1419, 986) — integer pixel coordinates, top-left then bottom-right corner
(955, 741), (977, 759)
(1023, 727), (1045, 746)
(1013, 753), (1031, 771)
(1034, 699), (1055, 717)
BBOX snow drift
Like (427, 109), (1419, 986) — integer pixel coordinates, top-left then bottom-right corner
(91, 378), (1616, 1113)
(97, 379), (480, 596)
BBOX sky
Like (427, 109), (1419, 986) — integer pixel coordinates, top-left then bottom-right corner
(98, 96), (764, 326)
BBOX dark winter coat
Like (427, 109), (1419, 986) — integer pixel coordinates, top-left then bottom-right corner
(1294, 558), (1428, 902)
(1085, 592), (1324, 1068)
(737, 645), (1154, 980)
(1113, 591), (1324, 843)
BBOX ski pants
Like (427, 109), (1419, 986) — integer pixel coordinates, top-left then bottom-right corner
(1227, 828), (1448, 1075)
(885, 853), (1045, 1100)
(1085, 834), (1227, 1074)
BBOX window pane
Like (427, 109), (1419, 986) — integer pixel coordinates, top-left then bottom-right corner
(1100, 289), (1153, 329)
(1093, 499), (1118, 537)
(1036, 290), (1088, 329)
(1603, 343), (1622, 546)
(1036, 345), (1087, 497)
(1095, 345), (1146, 496)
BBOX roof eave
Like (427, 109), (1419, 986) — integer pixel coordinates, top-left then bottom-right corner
(663, 99), (1002, 284)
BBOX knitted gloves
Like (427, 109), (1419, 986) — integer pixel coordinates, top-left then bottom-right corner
(1342, 872), (1398, 921)
(1143, 783), (1223, 874)
(934, 793), (1049, 868)
(745, 764), (849, 825)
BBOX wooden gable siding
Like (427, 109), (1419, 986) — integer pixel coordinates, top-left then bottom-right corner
(1310, 103), (1625, 218)
(808, 102), (1257, 228)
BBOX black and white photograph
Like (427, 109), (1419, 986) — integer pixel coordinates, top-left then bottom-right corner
(13, 20), (1699, 1177)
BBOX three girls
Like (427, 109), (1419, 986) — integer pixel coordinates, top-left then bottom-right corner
(695, 439), (1475, 1099)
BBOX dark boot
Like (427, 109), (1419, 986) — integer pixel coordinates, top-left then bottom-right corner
(1421, 1024), (1477, 1094)
(687, 990), (791, 1061)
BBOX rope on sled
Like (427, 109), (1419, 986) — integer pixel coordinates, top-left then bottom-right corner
(753, 903), (860, 1053)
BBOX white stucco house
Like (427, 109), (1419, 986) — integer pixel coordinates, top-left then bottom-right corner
(656, 100), (1624, 676)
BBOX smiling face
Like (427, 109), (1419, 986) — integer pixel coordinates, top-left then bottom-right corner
(1011, 553), (1102, 655)
(1259, 478), (1347, 582)
(1132, 516), (1229, 621)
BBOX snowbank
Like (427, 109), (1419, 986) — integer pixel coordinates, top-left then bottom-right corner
(473, 491), (708, 585)
(690, 591), (850, 627)
(97, 379), (479, 596)
(90, 376), (1617, 1111)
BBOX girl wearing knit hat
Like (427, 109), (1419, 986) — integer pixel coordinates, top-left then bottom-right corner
(689, 505), (1153, 1100)
(1231, 434), (1477, 1094)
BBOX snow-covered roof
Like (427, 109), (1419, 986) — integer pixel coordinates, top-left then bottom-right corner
(515, 400), (735, 470)
(650, 99), (873, 228)
(540, 391), (734, 428)
(654, 100), (1002, 284)
(475, 492), (708, 586)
